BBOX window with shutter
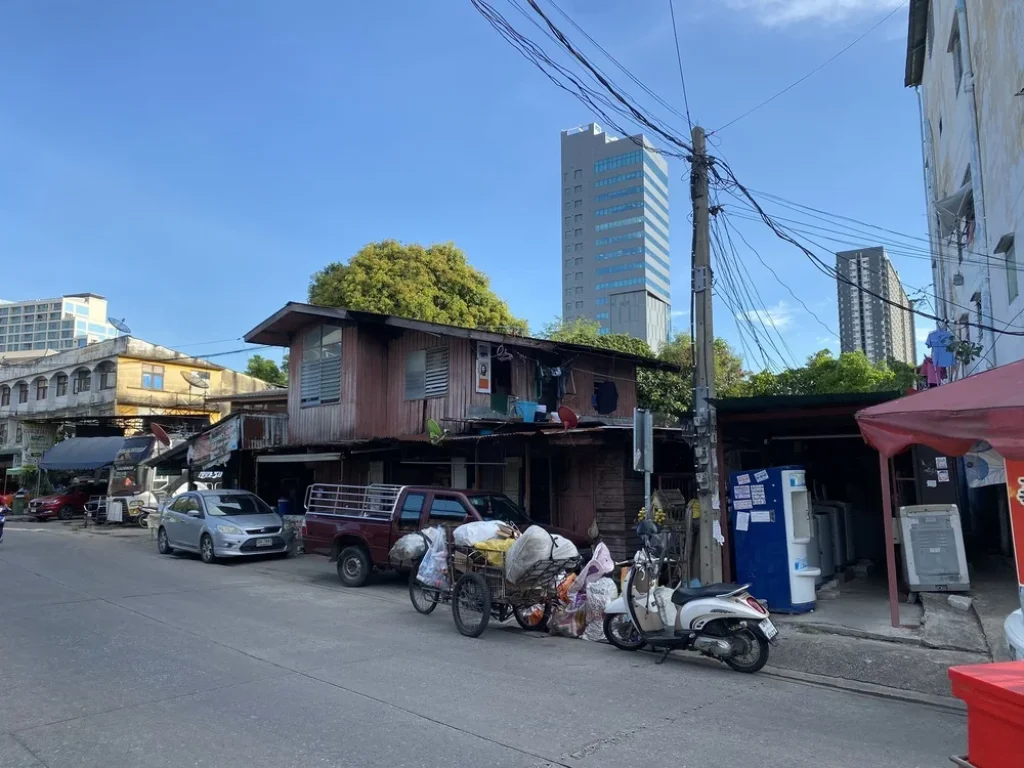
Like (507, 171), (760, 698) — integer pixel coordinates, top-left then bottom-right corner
(405, 346), (448, 400)
(300, 324), (343, 407)
(424, 347), (449, 397)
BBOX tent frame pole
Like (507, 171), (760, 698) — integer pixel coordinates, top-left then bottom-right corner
(879, 453), (901, 628)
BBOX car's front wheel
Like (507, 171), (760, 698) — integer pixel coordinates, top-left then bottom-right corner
(157, 528), (174, 555)
(58, 505), (75, 521)
(200, 534), (217, 564)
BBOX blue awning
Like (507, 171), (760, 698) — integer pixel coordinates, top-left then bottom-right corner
(40, 436), (155, 471)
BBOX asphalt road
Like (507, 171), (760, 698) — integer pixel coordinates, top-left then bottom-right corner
(1, 524), (966, 768)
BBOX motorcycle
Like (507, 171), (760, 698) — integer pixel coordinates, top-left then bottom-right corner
(603, 520), (777, 673)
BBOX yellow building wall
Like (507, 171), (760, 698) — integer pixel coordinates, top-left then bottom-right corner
(115, 356), (266, 423)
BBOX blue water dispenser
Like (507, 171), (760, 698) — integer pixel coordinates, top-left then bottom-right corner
(730, 466), (820, 613)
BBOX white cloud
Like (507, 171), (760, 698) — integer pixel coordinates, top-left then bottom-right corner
(722, 0), (903, 26)
(740, 300), (794, 329)
(915, 327), (931, 343)
(671, 309), (689, 318)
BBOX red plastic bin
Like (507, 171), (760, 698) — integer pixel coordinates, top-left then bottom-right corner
(948, 661), (1024, 768)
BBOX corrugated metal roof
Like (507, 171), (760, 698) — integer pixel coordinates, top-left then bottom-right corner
(244, 303), (680, 372)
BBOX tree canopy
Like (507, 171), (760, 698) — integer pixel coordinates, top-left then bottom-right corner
(309, 240), (527, 332)
(245, 355), (288, 387)
(742, 349), (917, 396)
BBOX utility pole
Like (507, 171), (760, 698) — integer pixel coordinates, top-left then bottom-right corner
(690, 125), (722, 585)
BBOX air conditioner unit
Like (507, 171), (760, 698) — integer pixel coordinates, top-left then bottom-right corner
(953, 273), (965, 286)
(896, 504), (969, 592)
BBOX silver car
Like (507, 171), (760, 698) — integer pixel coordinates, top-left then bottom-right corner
(157, 490), (289, 563)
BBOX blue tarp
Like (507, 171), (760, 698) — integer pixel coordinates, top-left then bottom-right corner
(39, 436), (154, 471)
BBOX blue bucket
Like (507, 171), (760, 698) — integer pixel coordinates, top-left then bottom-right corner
(515, 401), (539, 423)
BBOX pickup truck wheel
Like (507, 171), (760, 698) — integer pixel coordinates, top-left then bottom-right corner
(337, 546), (371, 587)
(58, 505), (76, 521)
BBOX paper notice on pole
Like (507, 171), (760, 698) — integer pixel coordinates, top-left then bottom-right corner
(734, 485), (751, 500)
(733, 498), (753, 510)
(712, 520), (725, 545)
(926, 480), (938, 488)
(751, 510), (772, 524)
(935, 456), (948, 469)
(736, 474), (751, 485)
(937, 470), (950, 483)
(736, 511), (750, 532)
(750, 485), (766, 506)
(754, 470), (769, 482)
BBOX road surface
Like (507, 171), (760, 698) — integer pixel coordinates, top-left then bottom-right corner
(1, 524), (965, 767)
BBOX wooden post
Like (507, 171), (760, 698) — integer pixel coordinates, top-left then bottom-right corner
(879, 453), (901, 628)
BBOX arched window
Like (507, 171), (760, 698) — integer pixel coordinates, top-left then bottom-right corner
(17, 381), (28, 404)
(97, 361), (117, 390)
(53, 372), (68, 398)
(0, 386), (10, 407)
(34, 377), (48, 401)
(72, 368), (91, 395)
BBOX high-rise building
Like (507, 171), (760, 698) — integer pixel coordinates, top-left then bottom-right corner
(560, 123), (671, 351)
(836, 247), (916, 365)
(0, 294), (123, 359)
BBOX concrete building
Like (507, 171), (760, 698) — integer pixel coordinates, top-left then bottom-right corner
(560, 123), (671, 350)
(905, 0), (1024, 375)
(0, 337), (274, 478)
(836, 247), (917, 365)
(0, 294), (122, 359)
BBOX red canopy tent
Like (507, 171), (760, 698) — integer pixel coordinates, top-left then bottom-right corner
(856, 359), (1024, 626)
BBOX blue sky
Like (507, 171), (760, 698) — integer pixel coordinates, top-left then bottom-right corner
(0, 0), (932, 373)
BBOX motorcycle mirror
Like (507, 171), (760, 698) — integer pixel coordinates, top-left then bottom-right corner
(636, 519), (658, 537)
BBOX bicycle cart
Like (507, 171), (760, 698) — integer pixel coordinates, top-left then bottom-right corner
(447, 537), (579, 638)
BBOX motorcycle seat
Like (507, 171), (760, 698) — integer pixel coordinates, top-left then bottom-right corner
(671, 583), (748, 605)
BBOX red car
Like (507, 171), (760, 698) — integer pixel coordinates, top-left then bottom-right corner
(29, 483), (105, 521)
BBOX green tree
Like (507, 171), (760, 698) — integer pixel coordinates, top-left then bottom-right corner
(245, 355), (288, 387)
(743, 349), (916, 396)
(309, 240), (527, 333)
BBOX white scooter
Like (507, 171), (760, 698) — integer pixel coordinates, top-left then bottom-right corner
(603, 520), (777, 673)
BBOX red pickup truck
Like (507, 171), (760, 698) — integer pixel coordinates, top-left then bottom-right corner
(302, 483), (590, 587)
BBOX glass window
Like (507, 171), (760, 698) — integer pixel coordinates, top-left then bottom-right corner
(205, 493), (274, 516)
(55, 374), (68, 397)
(594, 149), (642, 174)
(564, 302), (572, 311)
(564, 216), (571, 225)
(574, 257), (583, 266)
(564, 272), (572, 281)
(573, 169), (582, 179)
(141, 364), (163, 390)
(73, 370), (91, 394)
(399, 493), (426, 525)
(575, 286), (583, 296)
(564, 188), (570, 196)
(17, 382), (28, 403)
(300, 324), (343, 407)
(574, 214), (582, 223)
(467, 494), (531, 527)
(405, 346), (448, 399)
(574, 185), (582, 193)
(575, 301), (584, 309)
(35, 378), (47, 401)
(573, 200), (582, 209)
(575, 271), (583, 280)
(98, 362), (116, 390)
(428, 496), (468, 522)
(574, 244), (583, 252)
(0, 386), (9, 406)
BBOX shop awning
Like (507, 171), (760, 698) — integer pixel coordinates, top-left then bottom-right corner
(856, 359), (1024, 460)
(39, 436), (155, 471)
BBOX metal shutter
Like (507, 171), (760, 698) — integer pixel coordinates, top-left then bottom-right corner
(319, 343), (342, 404)
(300, 347), (322, 406)
(424, 346), (449, 398)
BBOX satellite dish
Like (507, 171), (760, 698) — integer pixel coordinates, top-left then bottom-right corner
(426, 418), (448, 445)
(150, 423), (171, 446)
(557, 406), (579, 430)
(108, 317), (131, 334)
(181, 370), (211, 389)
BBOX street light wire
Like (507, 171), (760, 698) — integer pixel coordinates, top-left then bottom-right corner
(667, 0), (693, 130)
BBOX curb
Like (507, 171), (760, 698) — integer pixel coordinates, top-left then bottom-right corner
(762, 665), (966, 714)
(779, 620), (925, 647)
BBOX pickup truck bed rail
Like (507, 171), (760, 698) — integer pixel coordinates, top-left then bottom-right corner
(304, 483), (404, 519)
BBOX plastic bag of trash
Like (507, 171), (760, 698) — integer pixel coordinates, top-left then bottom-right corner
(505, 525), (579, 584)
(416, 527), (449, 590)
(453, 520), (513, 547)
(653, 586), (676, 629)
(582, 577), (619, 641)
(389, 529), (436, 564)
(569, 542), (614, 596)
(472, 537), (515, 566)
(549, 591), (587, 638)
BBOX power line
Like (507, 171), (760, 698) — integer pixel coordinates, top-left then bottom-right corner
(667, 0), (692, 130)
(719, 212), (839, 339)
(712, 1), (908, 133)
